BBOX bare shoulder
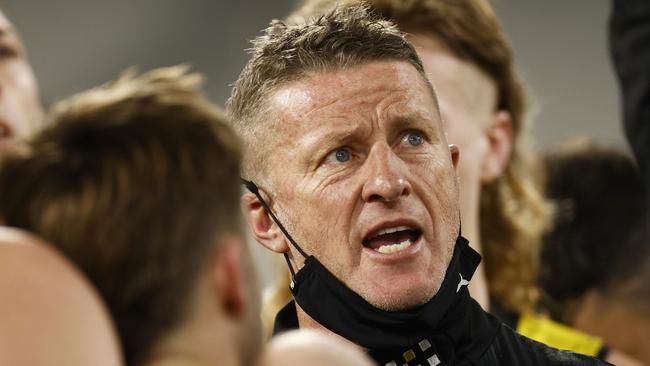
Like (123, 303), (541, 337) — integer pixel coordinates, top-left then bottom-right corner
(0, 227), (123, 366)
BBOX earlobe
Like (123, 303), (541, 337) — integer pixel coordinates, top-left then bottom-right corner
(241, 192), (290, 254)
(480, 110), (513, 183)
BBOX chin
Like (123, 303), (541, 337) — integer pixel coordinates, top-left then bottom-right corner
(357, 275), (442, 311)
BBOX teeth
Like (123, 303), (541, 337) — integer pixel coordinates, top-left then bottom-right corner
(372, 226), (412, 239)
(376, 239), (412, 254)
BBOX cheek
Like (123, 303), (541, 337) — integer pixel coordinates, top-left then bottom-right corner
(283, 179), (354, 247)
(9, 63), (40, 102)
(2, 63), (42, 130)
(420, 149), (460, 215)
(307, 184), (360, 266)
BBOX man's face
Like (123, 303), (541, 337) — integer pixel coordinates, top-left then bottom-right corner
(0, 10), (43, 146)
(408, 34), (501, 228)
(262, 61), (460, 311)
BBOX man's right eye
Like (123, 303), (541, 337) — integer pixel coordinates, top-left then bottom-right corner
(324, 148), (351, 164)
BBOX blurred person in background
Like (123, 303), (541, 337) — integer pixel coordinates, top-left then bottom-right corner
(540, 140), (650, 365)
(0, 66), (262, 366)
(0, 227), (123, 366)
(0, 7), (43, 146)
(1, 8), (116, 365)
(609, 2), (650, 362)
(228, 4), (606, 365)
(611, 0), (650, 216)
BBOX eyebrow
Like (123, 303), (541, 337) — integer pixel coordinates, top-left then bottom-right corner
(300, 120), (365, 151)
(296, 118), (366, 166)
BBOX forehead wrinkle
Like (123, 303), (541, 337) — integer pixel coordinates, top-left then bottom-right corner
(300, 83), (408, 123)
(296, 116), (369, 153)
(376, 79), (443, 137)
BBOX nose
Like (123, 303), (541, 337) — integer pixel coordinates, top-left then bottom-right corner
(361, 144), (411, 203)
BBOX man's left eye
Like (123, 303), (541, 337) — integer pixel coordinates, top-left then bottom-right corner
(404, 131), (424, 146)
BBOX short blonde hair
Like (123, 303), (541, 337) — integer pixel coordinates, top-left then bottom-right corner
(226, 4), (432, 182)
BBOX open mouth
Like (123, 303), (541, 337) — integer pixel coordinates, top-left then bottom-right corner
(362, 225), (422, 254)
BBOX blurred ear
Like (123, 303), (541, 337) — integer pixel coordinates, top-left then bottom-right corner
(213, 237), (245, 317)
(449, 144), (460, 171)
(241, 192), (289, 254)
(480, 110), (513, 183)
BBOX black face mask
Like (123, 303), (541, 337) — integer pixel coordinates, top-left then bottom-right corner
(242, 179), (480, 350)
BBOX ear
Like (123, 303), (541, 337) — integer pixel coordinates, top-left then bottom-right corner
(241, 191), (290, 254)
(449, 144), (460, 171)
(480, 110), (513, 183)
(212, 237), (246, 317)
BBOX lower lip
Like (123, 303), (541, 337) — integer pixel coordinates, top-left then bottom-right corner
(362, 234), (423, 263)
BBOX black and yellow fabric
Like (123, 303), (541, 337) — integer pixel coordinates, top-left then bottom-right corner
(273, 240), (609, 365)
(516, 313), (605, 358)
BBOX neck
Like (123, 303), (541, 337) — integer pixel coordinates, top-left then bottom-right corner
(461, 206), (489, 310)
(143, 307), (240, 366)
(143, 355), (219, 366)
(572, 291), (650, 365)
(295, 302), (365, 351)
(143, 327), (239, 366)
(142, 326), (239, 366)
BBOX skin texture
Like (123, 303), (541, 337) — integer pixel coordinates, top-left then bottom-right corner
(0, 9), (43, 146)
(259, 329), (375, 366)
(570, 290), (650, 366)
(408, 34), (513, 310)
(0, 227), (123, 366)
(244, 60), (461, 315)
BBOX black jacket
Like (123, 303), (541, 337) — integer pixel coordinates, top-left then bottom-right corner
(273, 241), (608, 366)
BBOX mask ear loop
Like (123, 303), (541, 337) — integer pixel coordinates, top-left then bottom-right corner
(241, 179), (308, 280)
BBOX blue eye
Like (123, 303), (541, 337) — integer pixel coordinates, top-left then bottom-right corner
(323, 147), (352, 166)
(406, 131), (423, 146)
(334, 148), (350, 162)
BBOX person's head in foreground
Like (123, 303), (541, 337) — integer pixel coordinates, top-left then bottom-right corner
(0, 8), (43, 146)
(259, 330), (374, 366)
(541, 140), (650, 364)
(0, 66), (261, 366)
(287, 0), (548, 316)
(228, 4), (605, 365)
(0, 227), (122, 366)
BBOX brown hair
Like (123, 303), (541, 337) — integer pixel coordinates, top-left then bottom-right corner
(287, 0), (550, 315)
(541, 140), (649, 319)
(0, 66), (242, 365)
(226, 4), (432, 181)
